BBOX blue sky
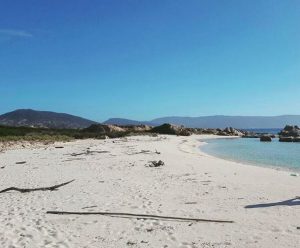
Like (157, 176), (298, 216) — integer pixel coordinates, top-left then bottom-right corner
(0, 0), (299, 121)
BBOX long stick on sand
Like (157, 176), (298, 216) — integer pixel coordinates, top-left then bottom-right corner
(0, 180), (75, 193)
(46, 211), (234, 223)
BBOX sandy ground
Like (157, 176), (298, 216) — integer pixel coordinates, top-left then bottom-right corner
(0, 135), (299, 248)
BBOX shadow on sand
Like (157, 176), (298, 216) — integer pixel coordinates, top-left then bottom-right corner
(245, 197), (300, 209)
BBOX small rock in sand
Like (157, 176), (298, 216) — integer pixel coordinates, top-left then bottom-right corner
(148, 160), (165, 167)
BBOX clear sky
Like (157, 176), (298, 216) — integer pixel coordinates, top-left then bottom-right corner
(0, 0), (299, 121)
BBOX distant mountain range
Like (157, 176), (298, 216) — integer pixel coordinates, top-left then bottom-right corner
(1, 109), (300, 129)
(103, 118), (156, 126)
(104, 115), (300, 129)
(0, 109), (96, 129)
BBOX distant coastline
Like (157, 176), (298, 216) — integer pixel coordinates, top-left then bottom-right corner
(2, 109), (300, 129)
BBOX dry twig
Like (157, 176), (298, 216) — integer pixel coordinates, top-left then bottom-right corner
(0, 180), (75, 193)
(46, 210), (234, 223)
(69, 150), (109, 157)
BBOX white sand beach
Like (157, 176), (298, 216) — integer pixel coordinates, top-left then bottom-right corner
(0, 135), (299, 248)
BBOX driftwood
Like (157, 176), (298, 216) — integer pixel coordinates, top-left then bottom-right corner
(127, 150), (151, 155)
(185, 202), (197, 205)
(70, 150), (109, 157)
(0, 180), (74, 193)
(63, 158), (85, 162)
(127, 150), (161, 155)
(81, 205), (98, 209)
(15, 161), (26, 164)
(46, 211), (233, 223)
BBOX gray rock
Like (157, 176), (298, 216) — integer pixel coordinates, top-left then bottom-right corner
(293, 137), (300, 142)
(148, 160), (165, 167)
(218, 127), (244, 136)
(150, 124), (191, 136)
(260, 136), (272, 142)
(279, 125), (300, 142)
(82, 124), (127, 138)
(279, 136), (294, 142)
(279, 125), (300, 137)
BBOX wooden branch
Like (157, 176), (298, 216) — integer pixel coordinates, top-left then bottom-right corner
(70, 150), (109, 157)
(46, 211), (233, 223)
(127, 150), (161, 155)
(15, 161), (26, 164)
(127, 150), (151, 155)
(0, 180), (75, 193)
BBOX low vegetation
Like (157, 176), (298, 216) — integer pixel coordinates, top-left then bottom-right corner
(0, 125), (79, 142)
(0, 124), (144, 142)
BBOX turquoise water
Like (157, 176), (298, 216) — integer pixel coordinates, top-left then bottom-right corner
(242, 128), (281, 134)
(201, 138), (300, 171)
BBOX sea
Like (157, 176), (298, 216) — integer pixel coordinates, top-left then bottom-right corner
(200, 129), (300, 171)
(242, 128), (281, 134)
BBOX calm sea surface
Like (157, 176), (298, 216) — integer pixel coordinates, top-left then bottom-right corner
(201, 137), (300, 171)
(242, 128), (281, 134)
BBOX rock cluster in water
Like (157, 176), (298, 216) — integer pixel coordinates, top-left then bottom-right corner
(279, 125), (300, 142)
(260, 135), (272, 142)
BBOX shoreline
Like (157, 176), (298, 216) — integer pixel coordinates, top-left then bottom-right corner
(1, 135), (300, 247)
(197, 135), (300, 174)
